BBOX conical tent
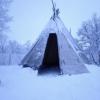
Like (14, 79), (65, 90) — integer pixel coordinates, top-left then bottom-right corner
(21, 3), (88, 75)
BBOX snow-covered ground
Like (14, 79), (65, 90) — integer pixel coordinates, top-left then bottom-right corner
(0, 65), (100, 100)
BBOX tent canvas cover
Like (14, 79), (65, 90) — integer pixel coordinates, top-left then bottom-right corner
(21, 2), (88, 75)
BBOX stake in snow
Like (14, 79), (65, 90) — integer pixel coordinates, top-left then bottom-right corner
(20, 0), (88, 75)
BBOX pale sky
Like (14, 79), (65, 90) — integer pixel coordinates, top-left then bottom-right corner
(9, 0), (100, 44)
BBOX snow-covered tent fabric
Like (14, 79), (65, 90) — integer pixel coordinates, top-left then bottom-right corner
(21, 16), (88, 75)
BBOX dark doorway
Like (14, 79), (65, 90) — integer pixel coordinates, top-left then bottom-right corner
(38, 33), (60, 74)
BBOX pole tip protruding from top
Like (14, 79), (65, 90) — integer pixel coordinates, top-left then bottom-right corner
(51, 0), (60, 20)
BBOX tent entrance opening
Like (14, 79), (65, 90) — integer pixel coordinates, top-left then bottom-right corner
(38, 33), (60, 74)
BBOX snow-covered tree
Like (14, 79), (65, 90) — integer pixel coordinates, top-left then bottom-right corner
(0, 0), (12, 34)
(77, 14), (100, 65)
(0, 0), (12, 53)
(7, 40), (23, 64)
(0, 0), (12, 65)
(8, 40), (22, 54)
(0, 33), (8, 53)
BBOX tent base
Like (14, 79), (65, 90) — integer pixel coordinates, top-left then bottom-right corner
(38, 66), (61, 75)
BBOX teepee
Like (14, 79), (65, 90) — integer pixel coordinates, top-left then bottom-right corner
(21, 0), (88, 75)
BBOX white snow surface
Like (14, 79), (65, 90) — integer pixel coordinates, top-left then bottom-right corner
(0, 65), (100, 100)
